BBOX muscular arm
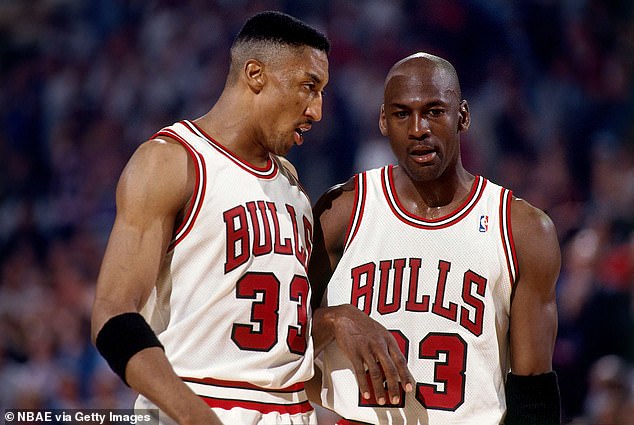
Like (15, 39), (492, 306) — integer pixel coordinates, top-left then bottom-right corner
(509, 198), (560, 373)
(506, 197), (561, 424)
(308, 179), (414, 406)
(91, 139), (220, 425)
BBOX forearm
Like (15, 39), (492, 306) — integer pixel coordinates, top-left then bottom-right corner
(126, 348), (221, 425)
(94, 312), (220, 424)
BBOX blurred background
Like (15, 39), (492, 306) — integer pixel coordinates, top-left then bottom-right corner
(1, 0), (633, 423)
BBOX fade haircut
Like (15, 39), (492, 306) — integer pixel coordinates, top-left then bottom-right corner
(227, 11), (330, 84)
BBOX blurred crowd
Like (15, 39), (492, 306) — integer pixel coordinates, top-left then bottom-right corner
(1, 1), (633, 423)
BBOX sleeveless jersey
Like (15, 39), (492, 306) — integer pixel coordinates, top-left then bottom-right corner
(318, 165), (517, 425)
(137, 120), (314, 416)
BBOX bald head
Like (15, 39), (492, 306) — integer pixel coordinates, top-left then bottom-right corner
(385, 52), (462, 100)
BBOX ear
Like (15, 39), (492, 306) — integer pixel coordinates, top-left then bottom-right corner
(244, 59), (265, 93)
(379, 104), (388, 136)
(458, 100), (471, 132)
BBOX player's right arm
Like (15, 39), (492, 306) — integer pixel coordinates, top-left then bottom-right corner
(91, 138), (220, 425)
(309, 179), (414, 406)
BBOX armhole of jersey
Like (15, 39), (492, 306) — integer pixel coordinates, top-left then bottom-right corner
(156, 129), (207, 252)
(343, 172), (367, 251)
(499, 188), (518, 287)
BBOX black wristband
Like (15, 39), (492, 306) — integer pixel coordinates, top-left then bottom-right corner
(505, 371), (561, 425)
(95, 312), (164, 386)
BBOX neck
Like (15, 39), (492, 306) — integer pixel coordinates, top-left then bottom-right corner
(393, 165), (474, 219)
(194, 90), (269, 166)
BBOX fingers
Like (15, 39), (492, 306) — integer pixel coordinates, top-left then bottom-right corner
(329, 305), (415, 405)
(356, 345), (413, 406)
(374, 346), (413, 405)
(366, 357), (390, 405)
(350, 350), (392, 405)
(387, 340), (415, 394)
(350, 356), (373, 402)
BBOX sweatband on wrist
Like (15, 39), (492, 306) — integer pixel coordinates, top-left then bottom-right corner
(505, 371), (561, 425)
(95, 312), (164, 386)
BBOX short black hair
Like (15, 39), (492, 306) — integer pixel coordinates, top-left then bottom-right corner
(233, 11), (330, 53)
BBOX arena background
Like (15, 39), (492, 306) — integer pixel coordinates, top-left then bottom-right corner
(1, 1), (633, 424)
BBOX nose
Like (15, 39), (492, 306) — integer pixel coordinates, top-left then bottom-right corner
(410, 113), (430, 139)
(305, 93), (323, 122)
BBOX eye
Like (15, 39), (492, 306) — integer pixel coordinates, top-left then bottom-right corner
(428, 108), (445, 117)
(394, 110), (409, 118)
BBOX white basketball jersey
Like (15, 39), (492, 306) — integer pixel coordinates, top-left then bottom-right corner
(318, 165), (517, 425)
(138, 120), (314, 415)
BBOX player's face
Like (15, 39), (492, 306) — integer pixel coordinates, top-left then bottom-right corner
(379, 62), (469, 183)
(259, 47), (329, 156)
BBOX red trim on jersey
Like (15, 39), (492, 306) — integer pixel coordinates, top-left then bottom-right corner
(181, 376), (305, 393)
(343, 172), (367, 250)
(338, 418), (374, 425)
(153, 129), (206, 251)
(499, 189), (518, 286)
(182, 120), (278, 179)
(381, 165), (486, 229)
(199, 396), (313, 414)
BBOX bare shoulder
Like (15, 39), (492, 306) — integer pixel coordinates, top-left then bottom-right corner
(314, 176), (357, 239)
(510, 197), (561, 295)
(117, 137), (193, 217)
(309, 176), (357, 308)
(125, 137), (190, 177)
(510, 197), (558, 249)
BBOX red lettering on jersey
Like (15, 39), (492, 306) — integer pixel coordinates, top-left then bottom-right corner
(267, 202), (293, 255)
(350, 262), (375, 315)
(287, 205), (307, 268)
(460, 271), (487, 336)
(405, 258), (430, 312)
(348, 258), (487, 337)
(225, 201), (311, 273)
(431, 260), (458, 321)
(247, 201), (272, 256)
(224, 205), (250, 273)
(377, 259), (404, 315)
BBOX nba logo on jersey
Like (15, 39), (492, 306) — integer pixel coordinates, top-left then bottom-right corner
(479, 215), (489, 232)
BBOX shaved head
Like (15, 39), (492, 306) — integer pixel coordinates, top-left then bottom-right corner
(385, 52), (462, 100)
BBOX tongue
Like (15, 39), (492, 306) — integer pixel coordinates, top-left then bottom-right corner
(294, 130), (304, 145)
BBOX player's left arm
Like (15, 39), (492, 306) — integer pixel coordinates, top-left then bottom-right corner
(506, 197), (561, 424)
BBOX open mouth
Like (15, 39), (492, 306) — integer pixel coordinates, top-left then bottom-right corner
(409, 145), (437, 163)
(294, 124), (312, 145)
(294, 128), (304, 144)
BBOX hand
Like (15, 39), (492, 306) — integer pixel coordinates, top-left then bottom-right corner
(320, 304), (414, 405)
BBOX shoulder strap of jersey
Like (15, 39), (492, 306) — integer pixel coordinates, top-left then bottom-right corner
(343, 171), (367, 251)
(499, 187), (518, 286)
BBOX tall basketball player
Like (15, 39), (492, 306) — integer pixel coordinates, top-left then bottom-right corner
(91, 11), (329, 425)
(309, 53), (561, 424)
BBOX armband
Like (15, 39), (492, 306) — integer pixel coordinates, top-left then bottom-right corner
(95, 312), (164, 386)
(505, 371), (561, 425)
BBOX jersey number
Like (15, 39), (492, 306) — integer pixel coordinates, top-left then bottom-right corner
(360, 332), (467, 411)
(231, 272), (309, 355)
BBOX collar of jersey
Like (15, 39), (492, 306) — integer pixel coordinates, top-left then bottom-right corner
(182, 120), (278, 179)
(381, 165), (486, 229)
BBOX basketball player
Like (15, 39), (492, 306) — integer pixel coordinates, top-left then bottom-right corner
(308, 52), (561, 424)
(91, 11), (329, 425)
